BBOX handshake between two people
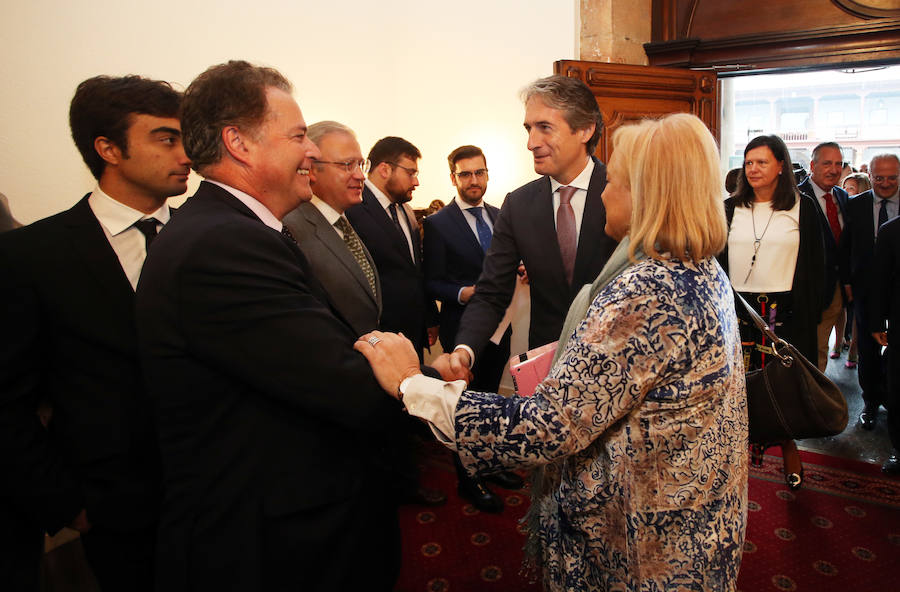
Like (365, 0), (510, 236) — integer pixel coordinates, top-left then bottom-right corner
(354, 331), (472, 399)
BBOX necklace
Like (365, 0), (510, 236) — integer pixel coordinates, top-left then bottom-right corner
(744, 201), (776, 284)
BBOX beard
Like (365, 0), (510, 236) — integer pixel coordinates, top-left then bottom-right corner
(386, 177), (414, 204)
(457, 185), (485, 206)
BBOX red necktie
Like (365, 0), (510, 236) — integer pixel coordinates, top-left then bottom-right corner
(824, 192), (841, 243)
(557, 186), (577, 286)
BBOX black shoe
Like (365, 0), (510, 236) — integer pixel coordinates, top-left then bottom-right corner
(883, 454), (900, 476)
(858, 404), (878, 431)
(402, 487), (447, 507)
(458, 477), (504, 513)
(483, 470), (524, 490)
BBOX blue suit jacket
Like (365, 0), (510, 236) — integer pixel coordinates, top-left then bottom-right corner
(423, 199), (500, 351)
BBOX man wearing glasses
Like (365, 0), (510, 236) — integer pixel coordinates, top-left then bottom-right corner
(844, 153), (900, 431)
(422, 145), (525, 513)
(346, 136), (439, 360)
(282, 121), (380, 336)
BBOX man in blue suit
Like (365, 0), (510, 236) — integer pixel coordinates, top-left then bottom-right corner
(423, 145), (524, 512)
(797, 142), (850, 371)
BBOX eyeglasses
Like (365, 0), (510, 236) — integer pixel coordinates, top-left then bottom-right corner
(873, 175), (899, 183)
(387, 162), (419, 178)
(454, 169), (488, 180)
(314, 159), (366, 173)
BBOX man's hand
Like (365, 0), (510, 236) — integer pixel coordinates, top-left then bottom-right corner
(517, 264), (529, 285)
(427, 325), (439, 347)
(69, 508), (91, 533)
(459, 286), (475, 303)
(430, 353), (472, 383)
(355, 331), (422, 399)
(873, 331), (888, 347)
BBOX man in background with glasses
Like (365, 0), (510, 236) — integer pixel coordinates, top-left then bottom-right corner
(844, 153), (900, 432)
(345, 136), (446, 508)
(346, 136), (439, 360)
(422, 145), (525, 513)
(283, 121), (380, 336)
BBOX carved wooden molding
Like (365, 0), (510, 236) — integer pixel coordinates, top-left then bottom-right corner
(833, 0), (900, 18)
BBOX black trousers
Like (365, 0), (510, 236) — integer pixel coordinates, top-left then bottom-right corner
(888, 345), (900, 450)
(0, 503), (42, 592)
(855, 300), (888, 409)
(80, 523), (156, 592)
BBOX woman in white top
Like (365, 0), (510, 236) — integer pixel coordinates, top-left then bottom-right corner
(718, 134), (826, 490)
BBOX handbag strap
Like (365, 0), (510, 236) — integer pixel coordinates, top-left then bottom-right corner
(734, 290), (794, 365)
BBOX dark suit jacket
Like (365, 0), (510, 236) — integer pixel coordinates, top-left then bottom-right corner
(135, 182), (402, 592)
(423, 199), (500, 352)
(871, 216), (900, 335)
(455, 156), (617, 352)
(345, 186), (437, 354)
(797, 177), (849, 306)
(0, 196), (161, 535)
(842, 189), (883, 304)
(283, 201), (381, 336)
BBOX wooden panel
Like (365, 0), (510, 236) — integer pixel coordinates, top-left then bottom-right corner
(647, 0), (900, 71)
(555, 60), (718, 163)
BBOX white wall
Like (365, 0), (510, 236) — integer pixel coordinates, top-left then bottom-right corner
(0, 0), (577, 224)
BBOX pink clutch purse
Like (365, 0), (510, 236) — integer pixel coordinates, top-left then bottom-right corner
(508, 341), (558, 396)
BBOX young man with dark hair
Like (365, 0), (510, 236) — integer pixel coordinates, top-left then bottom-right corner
(0, 74), (189, 591)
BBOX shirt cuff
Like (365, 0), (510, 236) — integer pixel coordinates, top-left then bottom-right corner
(456, 287), (467, 305)
(453, 344), (475, 368)
(401, 374), (465, 449)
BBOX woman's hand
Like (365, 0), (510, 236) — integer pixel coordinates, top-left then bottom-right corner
(354, 331), (422, 399)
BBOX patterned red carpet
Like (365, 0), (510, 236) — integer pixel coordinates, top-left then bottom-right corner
(395, 445), (899, 592)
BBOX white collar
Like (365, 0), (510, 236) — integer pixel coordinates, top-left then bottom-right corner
(365, 179), (394, 211)
(88, 185), (170, 236)
(207, 180), (283, 232)
(549, 158), (594, 194)
(310, 195), (342, 225)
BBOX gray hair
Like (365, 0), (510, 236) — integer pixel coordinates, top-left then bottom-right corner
(811, 141), (842, 163)
(308, 120), (356, 146)
(870, 153), (900, 173)
(521, 74), (603, 155)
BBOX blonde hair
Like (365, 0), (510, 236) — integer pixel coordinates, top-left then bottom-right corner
(610, 113), (727, 262)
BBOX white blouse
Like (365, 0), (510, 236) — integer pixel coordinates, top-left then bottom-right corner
(728, 198), (800, 293)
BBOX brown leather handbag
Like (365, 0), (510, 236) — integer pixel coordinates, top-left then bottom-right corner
(737, 293), (849, 443)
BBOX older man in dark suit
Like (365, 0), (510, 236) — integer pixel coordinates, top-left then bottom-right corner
(797, 141), (850, 370)
(843, 153), (900, 430)
(283, 121), (380, 336)
(872, 216), (900, 474)
(136, 61), (405, 592)
(448, 75), (618, 372)
(0, 75), (189, 591)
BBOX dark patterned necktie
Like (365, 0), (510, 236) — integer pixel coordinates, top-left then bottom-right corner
(388, 203), (403, 232)
(468, 206), (492, 251)
(281, 225), (297, 244)
(824, 193), (841, 243)
(556, 186), (577, 286)
(878, 199), (889, 235)
(335, 216), (377, 297)
(134, 218), (159, 252)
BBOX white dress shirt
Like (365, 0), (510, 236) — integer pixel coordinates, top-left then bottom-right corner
(87, 186), (170, 290)
(310, 195), (345, 237)
(807, 179), (844, 232)
(456, 199), (494, 304)
(365, 179), (415, 262)
(728, 199), (800, 293)
(872, 190), (900, 237)
(207, 180), (283, 232)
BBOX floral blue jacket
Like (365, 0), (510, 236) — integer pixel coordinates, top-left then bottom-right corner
(455, 256), (749, 591)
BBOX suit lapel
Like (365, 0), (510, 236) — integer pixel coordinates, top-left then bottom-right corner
(361, 187), (415, 266)
(64, 196), (135, 301)
(304, 205), (377, 304)
(447, 200), (485, 261)
(533, 176), (569, 288)
(573, 158), (608, 288)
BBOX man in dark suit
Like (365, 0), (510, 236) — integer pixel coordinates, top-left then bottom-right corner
(346, 137), (439, 360)
(797, 141), (850, 371)
(423, 145), (524, 513)
(872, 216), (900, 474)
(0, 75), (190, 591)
(448, 75), (618, 372)
(135, 61), (406, 592)
(843, 154), (900, 430)
(283, 121), (380, 336)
